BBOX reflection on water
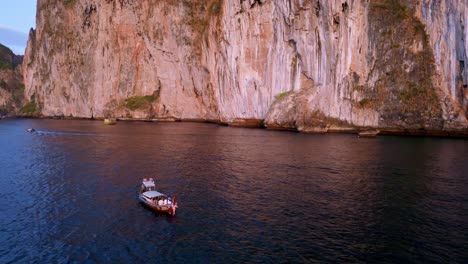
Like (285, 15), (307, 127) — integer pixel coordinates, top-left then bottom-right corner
(0, 119), (467, 263)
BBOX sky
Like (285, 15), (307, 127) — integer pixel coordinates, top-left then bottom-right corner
(0, 1), (37, 55)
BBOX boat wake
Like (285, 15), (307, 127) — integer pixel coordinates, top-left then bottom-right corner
(32, 130), (102, 137)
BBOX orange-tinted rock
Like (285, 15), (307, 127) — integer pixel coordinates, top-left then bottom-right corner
(23, 1), (467, 132)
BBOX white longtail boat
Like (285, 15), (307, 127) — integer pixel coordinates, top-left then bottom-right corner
(138, 178), (178, 216)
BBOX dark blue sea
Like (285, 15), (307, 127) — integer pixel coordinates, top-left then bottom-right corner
(0, 119), (467, 263)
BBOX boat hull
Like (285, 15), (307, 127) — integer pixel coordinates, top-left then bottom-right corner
(138, 195), (176, 215)
(358, 130), (380, 137)
(104, 118), (116, 125)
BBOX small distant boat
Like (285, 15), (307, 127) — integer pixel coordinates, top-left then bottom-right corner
(26, 128), (36, 133)
(138, 178), (178, 216)
(104, 118), (116, 125)
(358, 130), (380, 137)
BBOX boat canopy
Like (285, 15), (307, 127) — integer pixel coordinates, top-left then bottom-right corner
(143, 181), (155, 188)
(143, 190), (166, 199)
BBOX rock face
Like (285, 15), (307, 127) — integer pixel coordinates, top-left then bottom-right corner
(23, 0), (467, 131)
(0, 43), (25, 116)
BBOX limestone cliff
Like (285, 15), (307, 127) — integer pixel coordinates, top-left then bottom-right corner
(0, 44), (25, 116)
(23, 0), (467, 131)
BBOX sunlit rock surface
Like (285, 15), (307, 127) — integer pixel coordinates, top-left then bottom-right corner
(23, 0), (467, 131)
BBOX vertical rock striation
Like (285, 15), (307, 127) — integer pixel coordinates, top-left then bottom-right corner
(23, 0), (467, 131)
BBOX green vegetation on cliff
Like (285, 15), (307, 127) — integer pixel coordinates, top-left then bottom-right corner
(125, 95), (157, 111)
(365, 0), (442, 128)
(0, 43), (22, 68)
(19, 93), (37, 114)
(64, 0), (76, 7)
(19, 101), (37, 114)
(275, 91), (291, 101)
(170, 0), (223, 54)
(359, 98), (371, 107)
(0, 43), (25, 115)
(0, 62), (14, 70)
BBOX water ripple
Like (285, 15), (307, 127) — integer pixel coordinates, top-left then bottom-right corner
(0, 119), (467, 263)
